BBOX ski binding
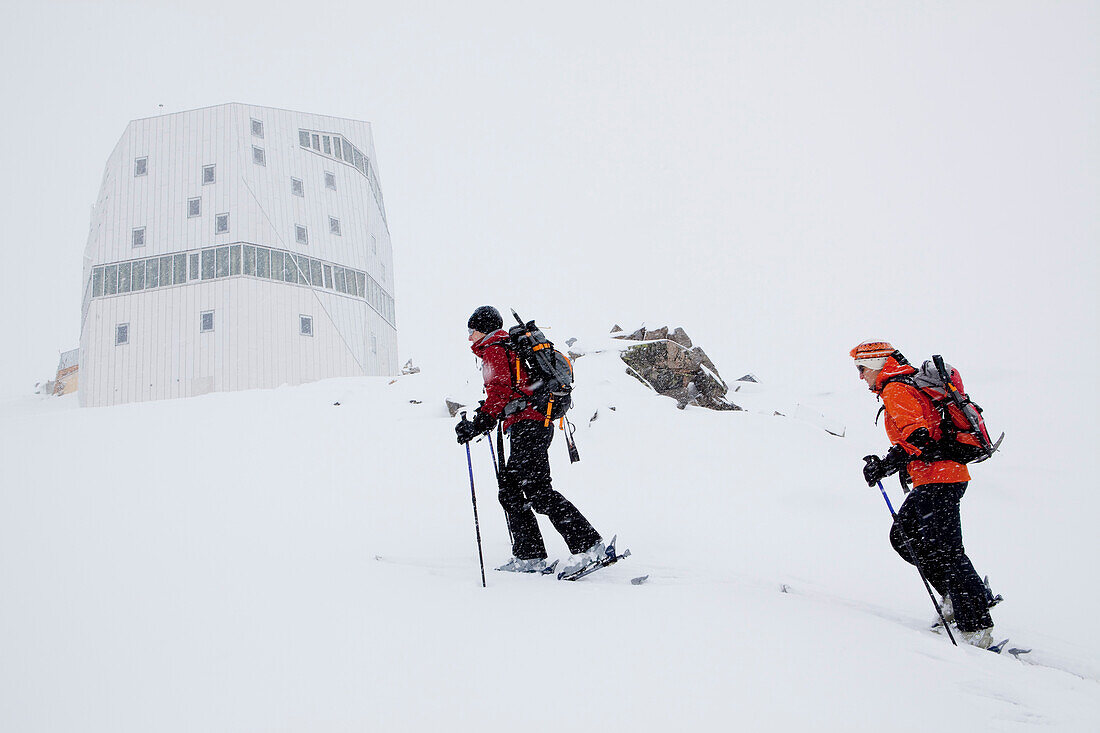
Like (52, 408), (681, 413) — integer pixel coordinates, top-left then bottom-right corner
(558, 535), (630, 581)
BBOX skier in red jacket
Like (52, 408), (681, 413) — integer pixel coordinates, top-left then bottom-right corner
(457, 306), (603, 573)
(853, 341), (997, 648)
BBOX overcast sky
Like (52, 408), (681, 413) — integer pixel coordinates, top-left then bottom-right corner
(1, 1), (1096, 400)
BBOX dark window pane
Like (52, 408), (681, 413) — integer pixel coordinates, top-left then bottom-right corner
(323, 265), (333, 289)
(311, 133), (320, 150)
(105, 265), (118, 294)
(342, 139), (352, 161)
(334, 267), (346, 293)
(230, 245), (241, 275)
(201, 249), (215, 280)
(323, 135), (331, 154)
(310, 259), (322, 287)
(283, 252), (296, 283)
(92, 267), (104, 297)
(257, 248), (270, 278)
(299, 130), (310, 147)
(356, 271), (365, 298)
(131, 260), (144, 291)
(189, 253), (199, 280)
(243, 245), (255, 276)
(270, 250), (283, 280)
(118, 262), (131, 293)
(160, 256), (172, 286)
(297, 255), (309, 285)
(215, 247), (229, 277)
(332, 137), (342, 160)
(174, 254), (187, 283)
(146, 259), (159, 288)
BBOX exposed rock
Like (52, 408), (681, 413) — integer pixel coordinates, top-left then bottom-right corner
(565, 338), (578, 347)
(643, 326), (669, 341)
(737, 373), (758, 383)
(669, 327), (692, 349)
(445, 399), (466, 418)
(610, 324), (623, 334)
(620, 334), (740, 411)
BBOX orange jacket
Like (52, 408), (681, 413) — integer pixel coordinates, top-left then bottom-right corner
(874, 356), (970, 486)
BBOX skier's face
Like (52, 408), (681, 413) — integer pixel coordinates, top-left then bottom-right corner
(858, 365), (881, 389)
(469, 329), (486, 343)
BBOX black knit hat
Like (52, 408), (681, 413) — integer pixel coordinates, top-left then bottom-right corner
(467, 305), (503, 333)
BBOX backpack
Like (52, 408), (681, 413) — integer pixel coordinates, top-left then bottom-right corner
(890, 354), (1003, 464)
(504, 310), (574, 425)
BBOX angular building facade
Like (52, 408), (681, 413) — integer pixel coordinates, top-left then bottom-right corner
(79, 104), (397, 407)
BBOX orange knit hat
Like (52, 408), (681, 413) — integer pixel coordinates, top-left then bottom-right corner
(850, 340), (895, 371)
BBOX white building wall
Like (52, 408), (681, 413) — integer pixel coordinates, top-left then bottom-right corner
(80, 104), (397, 407)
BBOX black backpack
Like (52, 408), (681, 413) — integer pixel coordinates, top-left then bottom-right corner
(505, 310), (574, 424)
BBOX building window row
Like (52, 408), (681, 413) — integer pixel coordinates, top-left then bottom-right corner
(90, 243), (396, 324)
(132, 212), (228, 246)
(116, 312), (318, 346)
(298, 128), (386, 225)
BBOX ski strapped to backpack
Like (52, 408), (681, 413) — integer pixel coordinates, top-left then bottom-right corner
(503, 310), (581, 463)
(884, 354), (1004, 464)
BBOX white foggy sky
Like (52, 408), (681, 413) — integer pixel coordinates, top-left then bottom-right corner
(0, 1), (1096, 399)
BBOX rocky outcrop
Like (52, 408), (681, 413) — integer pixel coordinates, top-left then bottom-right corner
(614, 325), (740, 411)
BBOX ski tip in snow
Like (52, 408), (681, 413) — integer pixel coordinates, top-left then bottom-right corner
(988, 638), (1012, 654)
(1007, 646), (1032, 658)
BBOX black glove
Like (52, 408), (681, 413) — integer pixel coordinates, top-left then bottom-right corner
(455, 410), (496, 444)
(905, 427), (950, 462)
(862, 444), (910, 486)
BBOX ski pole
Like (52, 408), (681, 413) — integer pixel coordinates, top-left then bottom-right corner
(486, 429), (514, 548)
(877, 481), (956, 646)
(461, 413), (487, 589)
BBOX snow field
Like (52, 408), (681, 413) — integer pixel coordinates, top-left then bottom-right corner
(1, 345), (1097, 732)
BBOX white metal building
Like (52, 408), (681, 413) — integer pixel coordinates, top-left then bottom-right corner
(79, 103), (397, 407)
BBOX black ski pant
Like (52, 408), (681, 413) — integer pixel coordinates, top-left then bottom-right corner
(498, 419), (601, 559)
(889, 481), (993, 632)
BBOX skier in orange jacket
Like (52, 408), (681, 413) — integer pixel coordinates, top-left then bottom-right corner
(853, 341), (997, 648)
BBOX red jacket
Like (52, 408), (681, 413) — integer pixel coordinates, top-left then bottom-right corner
(874, 355), (970, 486)
(471, 330), (544, 431)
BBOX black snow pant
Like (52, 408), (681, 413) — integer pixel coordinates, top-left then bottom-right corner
(498, 419), (601, 559)
(889, 481), (993, 632)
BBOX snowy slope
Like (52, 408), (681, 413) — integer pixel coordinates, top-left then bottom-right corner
(1, 339), (1098, 732)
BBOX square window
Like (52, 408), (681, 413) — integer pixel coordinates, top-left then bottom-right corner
(145, 258), (159, 288)
(132, 227), (146, 248)
(202, 164), (215, 184)
(324, 171), (336, 190)
(252, 146), (266, 166)
(188, 198), (201, 217)
(291, 177), (304, 197)
(300, 315), (313, 336)
(189, 253), (199, 280)
(116, 323), (129, 345)
(299, 130), (310, 147)
(295, 225), (308, 245)
(200, 311), (214, 333)
(215, 213), (229, 234)
(134, 157), (148, 177)
(329, 217), (341, 235)
(251, 118), (264, 138)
